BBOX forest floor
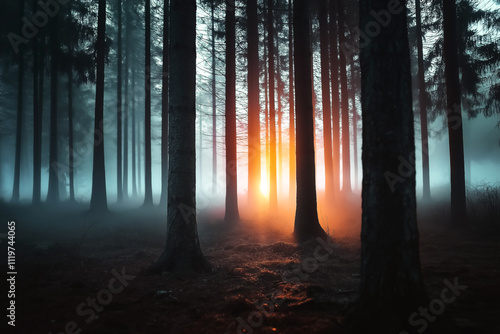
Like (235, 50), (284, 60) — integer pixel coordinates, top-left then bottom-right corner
(1, 198), (500, 334)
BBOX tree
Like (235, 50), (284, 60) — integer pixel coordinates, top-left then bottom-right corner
(415, 0), (431, 199)
(160, 0), (170, 208)
(224, 0), (240, 223)
(443, 0), (467, 224)
(211, 1), (218, 194)
(318, 0), (334, 202)
(293, 0), (327, 242)
(151, 0), (211, 274)
(90, 0), (108, 212)
(247, 0), (261, 207)
(350, 0), (430, 331)
(143, 0), (153, 206)
(268, 0), (278, 209)
(32, 0), (42, 205)
(46, 12), (61, 204)
(12, 0), (25, 203)
(329, 0), (340, 195)
(337, 0), (351, 194)
(288, 0), (296, 201)
(116, 0), (124, 203)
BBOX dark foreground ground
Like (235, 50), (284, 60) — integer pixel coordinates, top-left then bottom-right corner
(1, 200), (499, 334)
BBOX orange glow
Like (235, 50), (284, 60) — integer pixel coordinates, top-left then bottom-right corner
(260, 174), (270, 198)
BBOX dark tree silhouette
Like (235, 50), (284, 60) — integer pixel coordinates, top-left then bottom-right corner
(416, 0), (431, 199)
(90, 0), (108, 212)
(32, 0), (42, 205)
(337, 0), (351, 194)
(349, 0), (431, 331)
(116, 0), (123, 203)
(288, 0), (296, 201)
(293, 0), (327, 242)
(151, 0), (210, 274)
(247, 0), (261, 207)
(329, 0), (340, 195)
(143, 0), (153, 206)
(12, 0), (24, 203)
(47, 14), (60, 204)
(211, 1), (217, 194)
(224, 0), (240, 224)
(160, 0), (169, 208)
(268, 0), (278, 209)
(318, 0), (333, 202)
(443, 0), (467, 224)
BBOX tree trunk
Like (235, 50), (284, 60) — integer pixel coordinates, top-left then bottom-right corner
(32, 4), (42, 205)
(90, 0), (108, 212)
(288, 0), (295, 201)
(12, 0), (25, 203)
(247, 0), (261, 207)
(224, 0), (240, 224)
(293, 0), (327, 242)
(143, 0), (153, 206)
(116, 0), (123, 203)
(337, 0), (351, 194)
(68, 50), (75, 202)
(329, 0), (340, 196)
(268, 0), (277, 209)
(350, 59), (358, 191)
(416, 0), (431, 199)
(350, 0), (429, 331)
(318, 0), (333, 202)
(264, 6), (270, 194)
(211, 2), (217, 194)
(123, 0), (130, 200)
(47, 15), (60, 204)
(131, 63), (137, 197)
(443, 0), (467, 224)
(276, 33), (283, 196)
(160, 0), (170, 208)
(151, 0), (210, 274)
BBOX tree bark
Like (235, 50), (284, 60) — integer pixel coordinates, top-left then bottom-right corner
(131, 63), (137, 197)
(288, 0), (296, 202)
(47, 14), (60, 204)
(337, 0), (351, 194)
(68, 47), (75, 202)
(247, 0), (261, 207)
(12, 0), (25, 203)
(211, 2), (217, 194)
(416, 0), (431, 199)
(123, 0), (130, 200)
(329, 0), (340, 195)
(443, 0), (467, 224)
(90, 0), (108, 212)
(151, 0), (210, 274)
(268, 0), (278, 209)
(318, 0), (333, 202)
(293, 0), (327, 242)
(350, 0), (429, 331)
(350, 61), (359, 191)
(32, 1), (42, 205)
(224, 0), (240, 224)
(143, 0), (153, 206)
(160, 0), (170, 208)
(116, 0), (123, 203)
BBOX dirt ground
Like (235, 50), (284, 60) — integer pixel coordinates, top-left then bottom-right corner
(1, 200), (499, 334)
